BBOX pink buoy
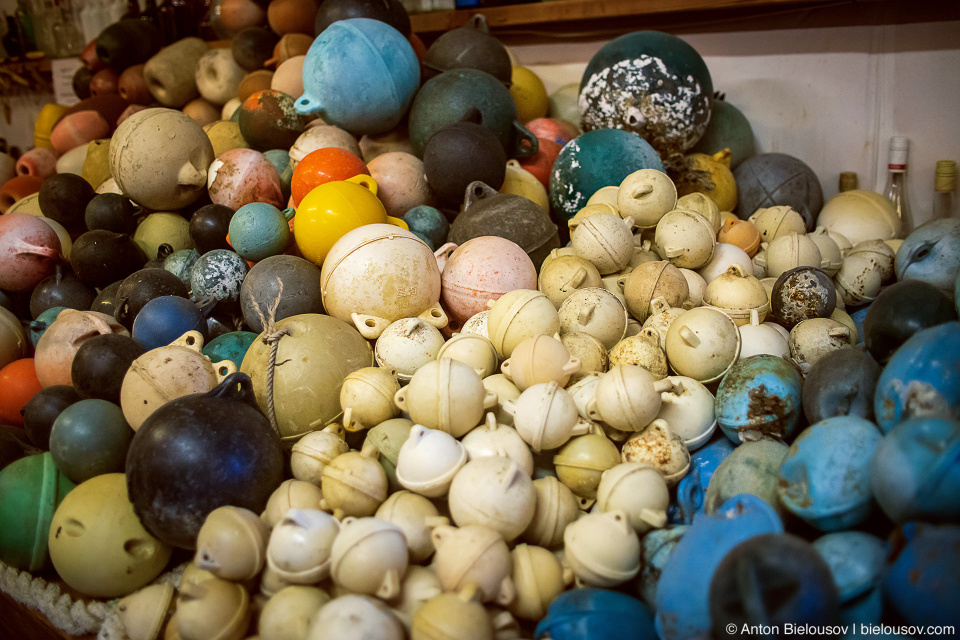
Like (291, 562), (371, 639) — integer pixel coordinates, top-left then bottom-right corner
(208, 148), (285, 210)
(50, 110), (110, 155)
(440, 236), (537, 330)
(34, 309), (128, 388)
(16, 148), (59, 180)
(0, 213), (62, 291)
(367, 151), (435, 219)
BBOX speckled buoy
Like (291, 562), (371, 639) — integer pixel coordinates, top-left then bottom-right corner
(190, 249), (249, 305)
(578, 31), (713, 159)
(238, 89), (311, 151)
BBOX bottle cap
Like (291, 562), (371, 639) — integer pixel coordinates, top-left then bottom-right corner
(838, 172), (858, 192)
(935, 160), (957, 192)
(888, 136), (909, 170)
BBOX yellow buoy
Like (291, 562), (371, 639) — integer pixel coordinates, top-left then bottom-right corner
(510, 66), (549, 125)
(677, 149), (738, 213)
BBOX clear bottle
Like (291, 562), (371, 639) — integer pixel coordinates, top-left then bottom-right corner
(933, 160), (957, 220)
(883, 136), (913, 235)
(838, 172), (858, 192)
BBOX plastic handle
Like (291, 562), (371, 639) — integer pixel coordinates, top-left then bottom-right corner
(483, 389), (499, 409)
(434, 242), (458, 273)
(467, 13), (490, 33)
(294, 93), (323, 116)
(562, 358), (582, 376)
(513, 121), (539, 159)
(173, 330), (206, 352)
(495, 576), (517, 607)
(585, 396), (600, 421)
(724, 263), (748, 278)
(386, 215), (409, 230)
(679, 326), (701, 348)
(419, 305), (448, 330)
(346, 173), (378, 195)
(214, 359), (238, 383)
(394, 388), (407, 412)
(465, 181), (498, 211)
(566, 267), (588, 290)
(650, 296), (671, 315)
(378, 569), (402, 600)
(352, 313), (389, 340)
(578, 305), (595, 326)
(571, 417), (592, 436)
(629, 183), (654, 200)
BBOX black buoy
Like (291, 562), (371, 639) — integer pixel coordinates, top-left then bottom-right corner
(863, 279), (958, 364)
(38, 174), (96, 228)
(29, 267), (97, 319)
(71, 334), (145, 404)
(114, 268), (189, 330)
(70, 230), (147, 288)
(189, 204), (235, 255)
(125, 373), (284, 549)
(85, 193), (140, 234)
(22, 385), (82, 450)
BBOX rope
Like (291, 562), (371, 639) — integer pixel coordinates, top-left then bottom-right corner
(247, 277), (289, 433)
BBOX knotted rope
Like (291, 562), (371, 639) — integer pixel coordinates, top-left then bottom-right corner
(248, 277), (289, 433)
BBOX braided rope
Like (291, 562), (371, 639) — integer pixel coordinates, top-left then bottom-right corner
(248, 277), (289, 433)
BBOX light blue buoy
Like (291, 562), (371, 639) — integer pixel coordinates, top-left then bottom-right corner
(672, 436), (735, 524)
(873, 321), (960, 433)
(296, 18), (419, 135)
(655, 494), (783, 640)
(228, 203), (293, 263)
(715, 354), (803, 444)
(778, 416), (882, 531)
(895, 217), (960, 298)
(813, 531), (885, 627)
(871, 416), (960, 523)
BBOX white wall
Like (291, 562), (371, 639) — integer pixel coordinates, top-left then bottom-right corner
(516, 20), (960, 230)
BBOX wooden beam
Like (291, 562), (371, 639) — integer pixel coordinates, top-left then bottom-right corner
(409, 0), (833, 34)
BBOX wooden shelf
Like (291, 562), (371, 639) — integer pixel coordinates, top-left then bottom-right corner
(0, 57), (52, 74)
(409, 0), (960, 38)
(410, 0), (834, 34)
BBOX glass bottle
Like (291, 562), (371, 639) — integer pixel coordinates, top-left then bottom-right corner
(122, 0), (140, 19)
(883, 136), (913, 235)
(838, 172), (858, 192)
(933, 160), (957, 220)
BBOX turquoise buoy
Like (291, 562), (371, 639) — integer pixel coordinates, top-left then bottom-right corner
(549, 129), (664, 223)
(203, 331), (258, 369)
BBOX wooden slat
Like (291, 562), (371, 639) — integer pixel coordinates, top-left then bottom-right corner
(409, 0), (834, 34)
(0, 589), (97, 640)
